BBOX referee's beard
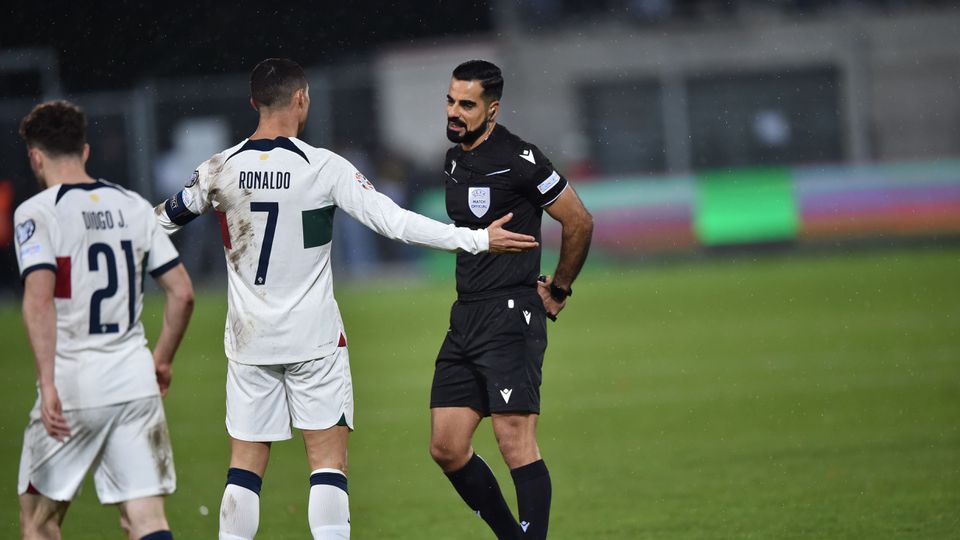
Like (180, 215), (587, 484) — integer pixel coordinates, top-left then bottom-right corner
(447, 115), (489, 146)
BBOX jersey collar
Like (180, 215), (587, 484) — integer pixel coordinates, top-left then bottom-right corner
(55, 180), (125, 205)
(226, 137), (309, 164)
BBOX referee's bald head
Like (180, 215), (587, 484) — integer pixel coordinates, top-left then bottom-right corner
(250, 58), (308, 109)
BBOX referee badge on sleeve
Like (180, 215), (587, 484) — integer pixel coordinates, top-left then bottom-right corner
(469, 187), (490, 218)
(537, 171), (561, 194)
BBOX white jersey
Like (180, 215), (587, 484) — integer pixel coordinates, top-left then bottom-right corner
(14, 180), (181, 410)
(157, 136), (488, 365)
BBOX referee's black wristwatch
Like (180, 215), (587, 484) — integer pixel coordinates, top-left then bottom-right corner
(549, 282), (572, 303)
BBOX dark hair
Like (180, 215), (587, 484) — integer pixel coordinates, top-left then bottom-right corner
(452, 60), (503, 101)
(19, 100), (87, 156)
(250, 58), (308, 108)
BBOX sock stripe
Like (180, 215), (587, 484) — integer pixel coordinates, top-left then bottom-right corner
(310, 471), (348, 494)
(226, 467), (263, 495)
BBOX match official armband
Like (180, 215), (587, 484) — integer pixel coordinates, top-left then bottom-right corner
(162, 190), (200, 226)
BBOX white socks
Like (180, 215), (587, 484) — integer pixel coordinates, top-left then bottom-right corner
(308, 468), (350, 540)
(219, 483), (260, 540)
(217, 467), (349, 539)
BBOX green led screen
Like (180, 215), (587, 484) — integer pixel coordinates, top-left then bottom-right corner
(694, 168), (799, 246)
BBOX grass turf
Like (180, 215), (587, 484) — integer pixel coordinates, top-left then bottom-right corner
(0, 247), (957, 539)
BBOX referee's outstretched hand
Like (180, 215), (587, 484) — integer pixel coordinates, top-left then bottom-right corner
(486, 213), (539, 253)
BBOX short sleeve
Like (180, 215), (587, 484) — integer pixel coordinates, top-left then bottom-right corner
(517, 144), (569, 207)
(146, 215), (181, 277)
(14, 201), (57, 280)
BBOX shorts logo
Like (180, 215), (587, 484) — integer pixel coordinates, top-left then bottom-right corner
(16, 219), (36, 245)
(499, 388), (513, 404)
(185, 170), (199, 188)
(523, 310), (531, 325)
(469, 187), (491, 218)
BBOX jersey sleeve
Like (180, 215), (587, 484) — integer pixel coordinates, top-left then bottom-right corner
(517, 144), (569, 207)
(329, 156), (489, 254)
(155, 160), (215, 234)
(146, 204), (182, 278)
(14, 200), (57, 280)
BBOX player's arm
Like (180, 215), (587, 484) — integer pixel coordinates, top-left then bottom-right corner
(22, 269), (71, 441)
(155, 165), (212, 234)
(517, 145), (593, 319)
(15, 205), (70, 439)
(145, 207), (194, 396)
(539, 185), (593, 318)
(150, 263), (194, 398)
(331, 159), (537, 254)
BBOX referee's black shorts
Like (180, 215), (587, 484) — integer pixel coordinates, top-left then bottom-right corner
(430, 289), (548, 416)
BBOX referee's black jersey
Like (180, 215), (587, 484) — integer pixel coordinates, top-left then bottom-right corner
(444, 123), (569, 298)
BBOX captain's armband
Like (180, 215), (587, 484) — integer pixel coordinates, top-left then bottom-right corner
(163, 190), (200, 226)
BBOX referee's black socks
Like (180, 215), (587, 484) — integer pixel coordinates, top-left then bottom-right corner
(446, 453), (522, 539)
(511, 459), (552, 540)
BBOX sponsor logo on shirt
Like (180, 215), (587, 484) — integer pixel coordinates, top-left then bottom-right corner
(356, 171), (375, 191)
(15, 219), (35, 245)
(21, 244), (42, 257)
(469, 187), (491, 218)
(537, 171), (561, 194)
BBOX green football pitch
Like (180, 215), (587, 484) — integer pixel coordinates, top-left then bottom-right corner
(1, 248), (957, 539)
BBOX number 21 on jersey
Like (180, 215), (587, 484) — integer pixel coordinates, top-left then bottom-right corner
(88, 240), (138, 335)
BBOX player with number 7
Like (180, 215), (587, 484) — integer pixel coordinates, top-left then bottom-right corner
(154, 57), (537, 540)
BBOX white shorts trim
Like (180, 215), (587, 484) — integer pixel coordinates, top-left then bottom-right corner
(225, 347), (354, 442)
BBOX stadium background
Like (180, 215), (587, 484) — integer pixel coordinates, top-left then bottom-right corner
(1, 1), (957, 538)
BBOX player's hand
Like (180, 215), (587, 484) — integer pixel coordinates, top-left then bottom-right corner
(39, 382), (71, 441)
(486, 213), (539, 253)
(155, 360), (173, 398)
(537, 275), (566, 321)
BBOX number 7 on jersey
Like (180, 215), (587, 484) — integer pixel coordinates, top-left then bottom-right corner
(250, 202), (278, 285)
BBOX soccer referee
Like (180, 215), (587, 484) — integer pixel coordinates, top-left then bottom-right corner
(429, 60), (593, 539)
